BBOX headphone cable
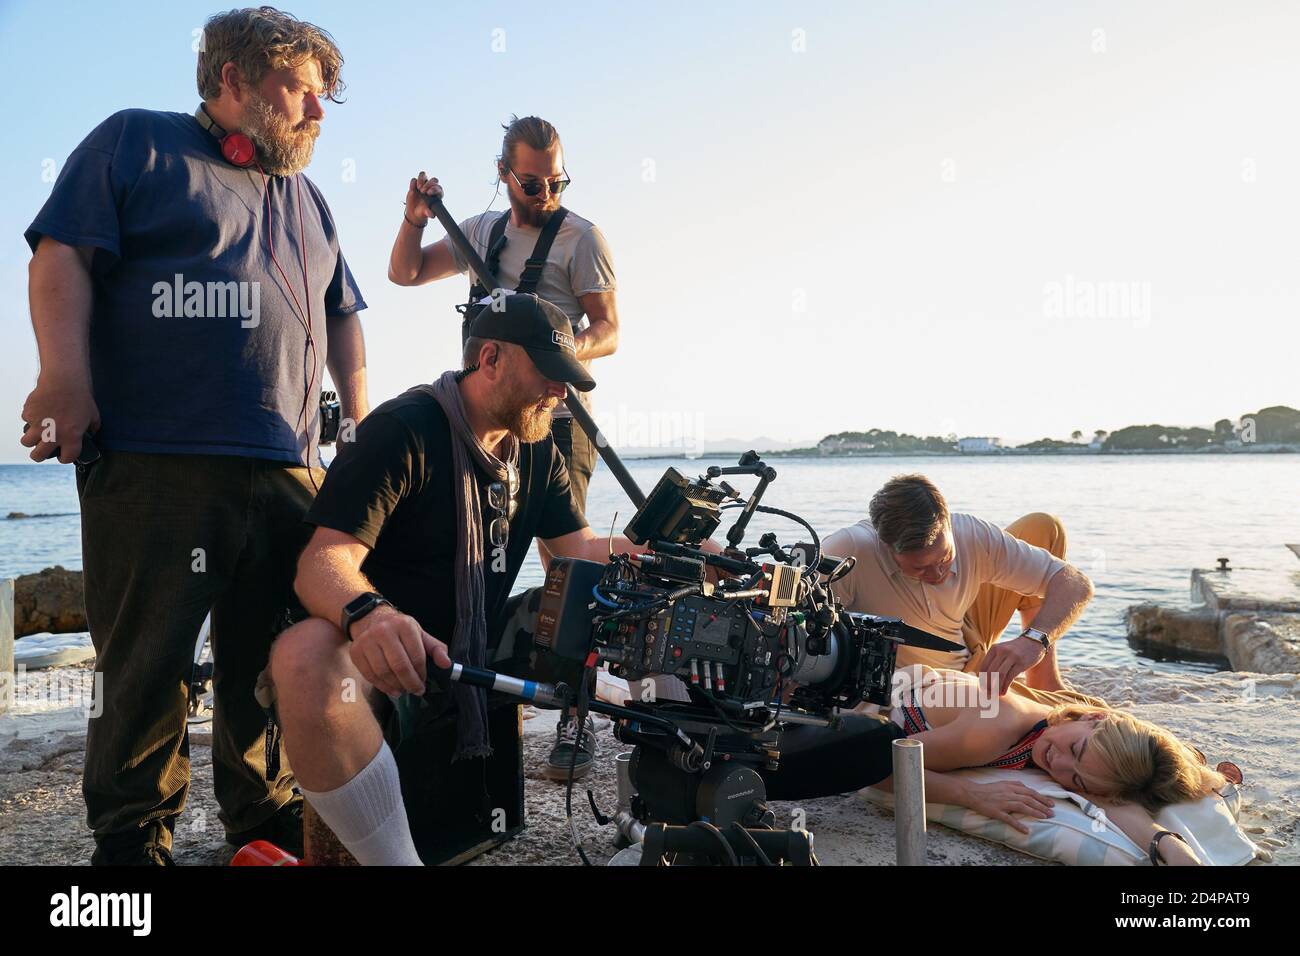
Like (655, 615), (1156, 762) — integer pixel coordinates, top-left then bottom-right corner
(257, 165), (321, 491)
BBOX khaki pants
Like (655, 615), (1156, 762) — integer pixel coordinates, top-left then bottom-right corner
(960, 512), (1106, 709)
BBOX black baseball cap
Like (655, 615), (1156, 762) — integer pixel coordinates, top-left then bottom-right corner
(467, 293), (596, 392)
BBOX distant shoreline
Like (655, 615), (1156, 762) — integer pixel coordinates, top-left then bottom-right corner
(2, 444), (1296, 467)
(617, 444), (1300, 461)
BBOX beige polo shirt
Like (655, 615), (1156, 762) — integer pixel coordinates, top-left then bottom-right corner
(821, 513), (1068, 669)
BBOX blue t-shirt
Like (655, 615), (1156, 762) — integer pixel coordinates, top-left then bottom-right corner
(24, 108), (366, 465)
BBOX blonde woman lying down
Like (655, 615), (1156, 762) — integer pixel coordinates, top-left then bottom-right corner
(871, 666), (1228, 865)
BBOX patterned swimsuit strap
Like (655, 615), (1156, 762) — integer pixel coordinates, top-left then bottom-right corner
(901, 688), (930, 736)
(901, 697), (1049, 772)
(983, 718), (1050, 771)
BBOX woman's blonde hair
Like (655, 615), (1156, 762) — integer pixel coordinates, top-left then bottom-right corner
(1047, 705), (1226, 813)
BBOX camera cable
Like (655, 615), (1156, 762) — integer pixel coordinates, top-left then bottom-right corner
(730, 821), (775, 866)
(720, 503), (822, 577)
(688, 821), (739, 866)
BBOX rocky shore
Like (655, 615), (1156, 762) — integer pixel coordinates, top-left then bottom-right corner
(10, 566), (86, 637)
(2, 556), (1296, 866)
(0, 661), (1293, 866)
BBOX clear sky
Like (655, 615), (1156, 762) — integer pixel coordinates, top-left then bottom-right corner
(2, 0), (1296, 462)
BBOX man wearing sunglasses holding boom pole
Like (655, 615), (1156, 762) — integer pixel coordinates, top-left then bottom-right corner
(388, 114), (618, 529)
(389, 115), (619, 779)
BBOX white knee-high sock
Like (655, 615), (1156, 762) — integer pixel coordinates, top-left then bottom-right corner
(299, 741), (423, 866)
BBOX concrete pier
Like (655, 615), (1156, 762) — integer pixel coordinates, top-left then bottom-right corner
(1127, 546), (1300, 672)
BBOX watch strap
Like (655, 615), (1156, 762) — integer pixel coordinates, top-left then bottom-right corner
(341, 592), (390, 641)
(1020, 627), (1051, 651)
(1149, 829), (1188, 865)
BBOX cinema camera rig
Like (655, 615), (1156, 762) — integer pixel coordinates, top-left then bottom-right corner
(446, 451), (961, 866)
(420, 194), (958, 864)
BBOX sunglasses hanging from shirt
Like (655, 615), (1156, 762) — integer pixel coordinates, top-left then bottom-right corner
(486, 461), (521, 549)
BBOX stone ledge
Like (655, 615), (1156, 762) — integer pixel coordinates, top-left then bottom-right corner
(1223, 613), (1300, 673)
(1125, 603), (1225, 662)
(1194, 567), (1300, 613)
(1127, 555), (1300, 674)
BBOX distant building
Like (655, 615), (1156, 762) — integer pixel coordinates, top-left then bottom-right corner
(958, 436), (1002, 453)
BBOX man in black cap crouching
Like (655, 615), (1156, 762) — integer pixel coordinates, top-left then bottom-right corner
(261, 294), (642, 864)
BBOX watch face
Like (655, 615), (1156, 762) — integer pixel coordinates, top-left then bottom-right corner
(346, 592), (378, 616)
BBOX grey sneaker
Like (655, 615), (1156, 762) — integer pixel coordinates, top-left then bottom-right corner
(544, 714), (597, 781)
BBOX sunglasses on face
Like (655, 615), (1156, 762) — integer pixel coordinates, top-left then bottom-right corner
(506, 166), (571, 197)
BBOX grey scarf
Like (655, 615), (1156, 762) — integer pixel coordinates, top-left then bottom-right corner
(415, 371), (519, 759)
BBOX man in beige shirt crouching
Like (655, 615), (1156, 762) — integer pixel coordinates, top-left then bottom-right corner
(822, 474), (1105, 708)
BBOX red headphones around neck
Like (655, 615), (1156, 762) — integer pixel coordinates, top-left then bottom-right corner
(194, 104), (256, 167)
(192, 102), (321, 487)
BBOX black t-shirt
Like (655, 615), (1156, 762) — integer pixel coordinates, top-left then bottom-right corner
(305, 387), (587, 642)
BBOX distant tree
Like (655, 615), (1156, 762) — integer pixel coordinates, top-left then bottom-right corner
(815, 409), (1300, 456)
(1244, 406), (1300, 443)
(1106, 425), (1169, 450)
(923, 434), (957, 452)
(1017, 437), (1076, 451)
(816, 427), (961, 454)
(1104, 424), (1214, 450)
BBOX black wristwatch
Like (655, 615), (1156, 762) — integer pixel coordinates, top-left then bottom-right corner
(340, 591), (392, 640)
(1020, 627), (1051, 653)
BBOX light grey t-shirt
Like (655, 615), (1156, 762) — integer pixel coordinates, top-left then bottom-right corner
(450, 208), (616, 416)
(822, 512), (1068, 670)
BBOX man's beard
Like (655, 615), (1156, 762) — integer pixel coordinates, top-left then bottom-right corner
(494, 386), (557, 443)
(242, 93), (320, 175)
(508, 188), (560, 228)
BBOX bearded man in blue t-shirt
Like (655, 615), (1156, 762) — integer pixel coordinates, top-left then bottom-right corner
(19, 7), (368, 865)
